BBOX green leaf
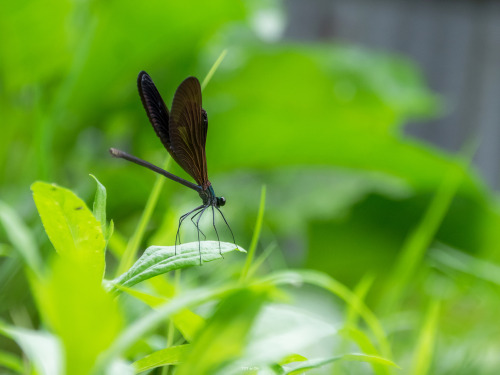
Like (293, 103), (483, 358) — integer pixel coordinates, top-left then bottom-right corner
(283, 354), (399, 374)
(31, 181), (106, 282)
(33, 256), (123, 375)
(383, 156), (467, 311)
(0, 323), (63, 375)
(94, 284), (240, 374)
(132, 344), (190, 372)
(176, 289), (268, 375)
(110, 241), (245, 290)
(0, 200), (42, 275)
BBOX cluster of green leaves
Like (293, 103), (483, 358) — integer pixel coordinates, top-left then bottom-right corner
(0, 178), (397, 374)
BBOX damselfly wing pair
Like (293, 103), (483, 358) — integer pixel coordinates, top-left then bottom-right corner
(110, 72), (234, 259)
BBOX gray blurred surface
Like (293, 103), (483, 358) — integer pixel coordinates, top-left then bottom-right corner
(285, 0), (500, 188)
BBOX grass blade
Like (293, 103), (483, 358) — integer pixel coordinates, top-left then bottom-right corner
(410, 300), (440, 375)
(240, 185), (267, 281)
(116, 158), (171, 276)
(201, 49), (228, 91)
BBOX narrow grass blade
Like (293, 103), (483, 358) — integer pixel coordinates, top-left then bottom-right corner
(111, 241), (245, 290)
(240, 185), (267, 281)
(247, 241), (277, 279)
(116, 157), (171, 276)
(383, 147), (472, 311)
(410, 300), (440, 375)
(201, 49), (228, 91)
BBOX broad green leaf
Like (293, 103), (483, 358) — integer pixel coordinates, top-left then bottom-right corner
(94, 284), (240, 374)
(0, 323), (62, 375)
(111, 241), (245, 290)
(31, 181), (106, 282)
(176, 289), (268, 375)
(32, 256), (123, 375)
(283, 354), (399, 375)
(133, 344), (190, 373)
(119, 286), (205, 342)
(0, 200), (42, 275)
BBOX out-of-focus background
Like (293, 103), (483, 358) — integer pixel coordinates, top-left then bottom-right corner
(1, 0), (500, 373)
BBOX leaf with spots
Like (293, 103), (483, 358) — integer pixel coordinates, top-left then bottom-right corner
(31, 181), (106, 282)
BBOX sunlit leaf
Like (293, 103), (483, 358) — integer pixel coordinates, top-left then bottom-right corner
(31, 181), (106, 282)
(32, 256), (123, 375)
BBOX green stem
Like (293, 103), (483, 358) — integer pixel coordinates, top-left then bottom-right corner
(201, 49), (227, 91)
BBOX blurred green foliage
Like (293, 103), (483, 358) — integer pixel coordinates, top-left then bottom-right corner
(1, 0), (500, 374)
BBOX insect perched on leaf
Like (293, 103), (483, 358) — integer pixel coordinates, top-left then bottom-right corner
(110, 71), (235, 261)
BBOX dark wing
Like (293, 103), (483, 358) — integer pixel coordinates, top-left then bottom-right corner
(169, 76), (210, 188)
(137, 71), (178, 162)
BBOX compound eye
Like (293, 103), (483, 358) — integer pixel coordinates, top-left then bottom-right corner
(218, 196), (226, 207)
